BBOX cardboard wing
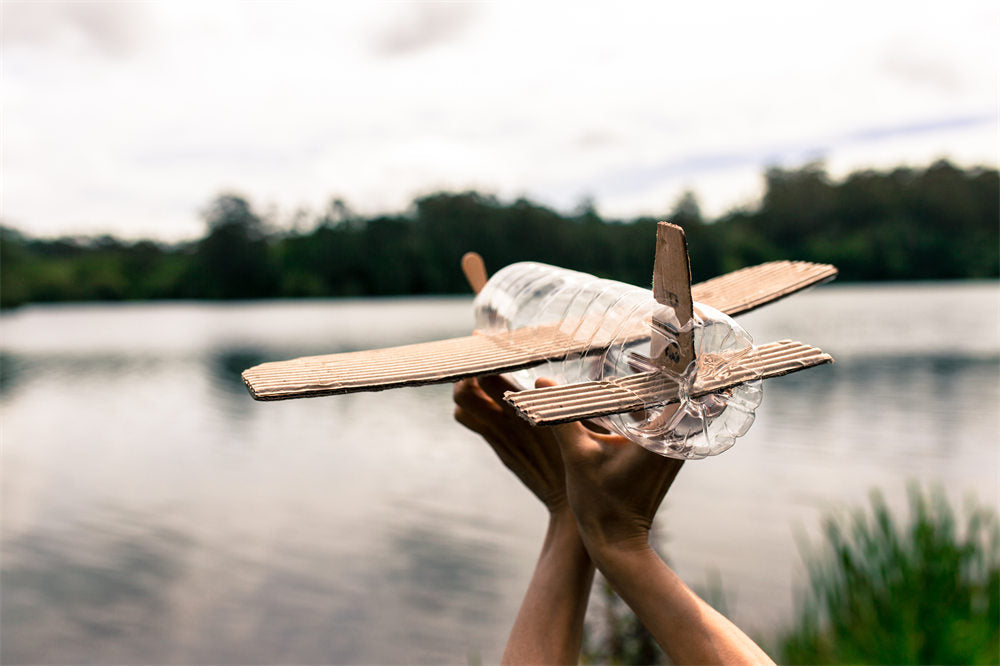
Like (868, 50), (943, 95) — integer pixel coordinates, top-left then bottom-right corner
(241, 252), (835, 402)
(243, 322), (645, 401)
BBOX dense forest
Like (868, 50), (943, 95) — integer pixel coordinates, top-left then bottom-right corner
(1, 160), (997, 308)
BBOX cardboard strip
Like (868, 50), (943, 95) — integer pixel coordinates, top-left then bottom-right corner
(243, 319), (651, 401)
(245, 327), (569, 400)
(691, 261), (836, 317)
(651, 222), (695, 374)
(505, 339), (832, 426)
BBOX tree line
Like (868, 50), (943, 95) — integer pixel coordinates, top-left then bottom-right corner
(1, 160), (996, 308)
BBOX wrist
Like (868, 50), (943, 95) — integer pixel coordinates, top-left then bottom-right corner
(588, 541), (670, 609)
(545, 507), (582, 549)
(582, 530), (655, 569)
(570, 505), (654, 562)
(541, 508), (592, 564)
(547, 502), (575, 527)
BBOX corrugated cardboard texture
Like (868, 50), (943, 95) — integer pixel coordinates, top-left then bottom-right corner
(242, 260), (836, 401)
(691, 260), (836, 316)
(505, 339), (833, 426)
(243, 319), (649, 401)
(651, 223), (695, 374)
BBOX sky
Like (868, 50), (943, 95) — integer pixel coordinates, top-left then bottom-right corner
(2, 1), (997, 241)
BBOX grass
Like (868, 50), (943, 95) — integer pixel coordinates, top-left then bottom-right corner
(583, 485), (999, 665)
(780, 485), (999, 664)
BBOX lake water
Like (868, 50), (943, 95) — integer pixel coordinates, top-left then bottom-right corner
(2, 282), (998, 664)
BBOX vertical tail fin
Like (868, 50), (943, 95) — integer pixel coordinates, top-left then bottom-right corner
(651, 222), (695, 373)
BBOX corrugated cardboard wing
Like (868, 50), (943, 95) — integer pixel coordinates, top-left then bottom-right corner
(242, 260), (836, 401)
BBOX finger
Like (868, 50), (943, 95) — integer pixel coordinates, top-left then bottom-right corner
(532, 378), (614, 460)
(476, 373), (518, 403)
(452, 378), (478, 406)
(455, 407), (522, 465)
(454, 405), (499, 441)
(581, 419), (611, 435)
(454, 406), (485, 435)
(456, 406), (536, 476)
(459, 392), (565, 481)
(453, 377), (504, 417)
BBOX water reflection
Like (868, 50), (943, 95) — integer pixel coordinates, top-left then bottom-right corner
(208, 347), (269, 395)
(0, 351), (25, 397)
(0, 351), (169, 400)
(363, 515), (509, 661)
(2, 500), (517, 664)
(2, 509), (191, 664)
(768, 354), (997, 418)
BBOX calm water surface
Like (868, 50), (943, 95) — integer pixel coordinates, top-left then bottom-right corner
(2, 283), (998, 664)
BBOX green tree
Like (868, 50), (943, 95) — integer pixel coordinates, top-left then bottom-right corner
(1, 161), (996, 306)
(192, 194), (274, 299)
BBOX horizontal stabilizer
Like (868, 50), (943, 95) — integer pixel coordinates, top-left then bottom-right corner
(505, 339), (832, 426)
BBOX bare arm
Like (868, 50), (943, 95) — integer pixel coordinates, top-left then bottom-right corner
(503, 508), (593, 665)
(453, 376), (593, 665)
(592, 544), (773, 665)
(550, 418), (774, 665)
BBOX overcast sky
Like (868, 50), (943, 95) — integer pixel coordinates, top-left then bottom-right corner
(2, 1), (997, 240)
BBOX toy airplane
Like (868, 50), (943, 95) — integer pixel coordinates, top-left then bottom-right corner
(242, 223), (836, 431)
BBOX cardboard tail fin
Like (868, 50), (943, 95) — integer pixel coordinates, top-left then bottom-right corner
(651, 222), (695, 374)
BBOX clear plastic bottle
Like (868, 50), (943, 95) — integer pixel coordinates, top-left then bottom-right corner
(473, 262), (762, 459)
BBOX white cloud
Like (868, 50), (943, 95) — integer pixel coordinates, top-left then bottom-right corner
(1, 1), (152, 57)
(1, 0), (996, 239)
(369, 3), (484, 57)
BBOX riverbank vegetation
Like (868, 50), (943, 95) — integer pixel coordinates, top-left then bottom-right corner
(2, 160), (996, 308)
(586, 486), (999, 665)
(780, 486), (999, 664)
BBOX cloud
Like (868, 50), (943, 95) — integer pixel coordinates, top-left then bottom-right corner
(881, 40), (965, 92)
(1, 2), (150, 57)
(551, 112), (997, 219)
(370, 3), (482, 57)
(2, 2), (996, 239)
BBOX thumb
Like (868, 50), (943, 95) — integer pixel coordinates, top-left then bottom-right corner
(552, 420), (601, 467)
(533, 377), (557, 390)
(533, 377), (603, 463)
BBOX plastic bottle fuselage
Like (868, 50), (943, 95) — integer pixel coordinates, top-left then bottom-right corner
(473, 262), (762, 459)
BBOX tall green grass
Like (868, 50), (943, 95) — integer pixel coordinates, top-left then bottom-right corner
(781, 486), (999, 664)
(583, 487), (998, 664)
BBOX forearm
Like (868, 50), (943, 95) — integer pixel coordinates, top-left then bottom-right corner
(592, 543), (774, 665)
(502, 509), (595, 665)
